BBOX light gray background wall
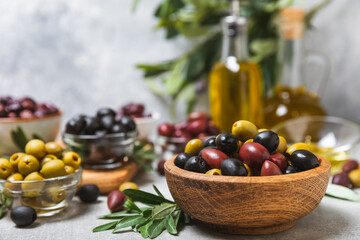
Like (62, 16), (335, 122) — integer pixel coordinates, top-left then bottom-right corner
(0, 0), (359, 127)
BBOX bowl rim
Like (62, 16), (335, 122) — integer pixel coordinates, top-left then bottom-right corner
(133, 111), (160, 124)
(0, 166), (82, 184)
(165, 156), (331, 184)
(0, 111), (63, 124)
(272, 116), (360, 134)
(63, 129), (138, 140)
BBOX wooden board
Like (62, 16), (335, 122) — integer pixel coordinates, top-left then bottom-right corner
(81, 161), (140, 195)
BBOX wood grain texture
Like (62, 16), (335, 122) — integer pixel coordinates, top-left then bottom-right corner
(81, 161), (140, 195)
(165, 156), (331, 235)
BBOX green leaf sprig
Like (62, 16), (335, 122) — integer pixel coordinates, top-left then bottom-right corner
(11, 126), (44, 151)
(129, 141), (158, 171)
(0, 191), (13, 219)
(325, 183), (360, 202)
(93, 185), (191, 239)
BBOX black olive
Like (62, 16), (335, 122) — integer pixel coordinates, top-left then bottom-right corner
(290, 150), (319, 172)
(215, 133), (239, 155)
(111, 123), (126, 133)
(96, 108), (116, 118)
(174, 152), (192, 169)
(78, 184), (100, 203)
(220, 158), (247, 176)
(10, 206), (37, 227)
(66, 116), (86, 134)
(84, 116), (101, 134)
(204, 136), (216, 147)
(253, 131), (279, 153)
(99, 115), (115, 132)
(184, 156), (209, 173)
(284, 165), (297, 174)
(119, 116), (136, 131)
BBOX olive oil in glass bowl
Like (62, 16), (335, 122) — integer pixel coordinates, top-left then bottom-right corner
(272, 116), (360, 175)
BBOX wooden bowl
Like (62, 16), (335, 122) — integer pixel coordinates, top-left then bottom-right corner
(164, 156), (331, 235)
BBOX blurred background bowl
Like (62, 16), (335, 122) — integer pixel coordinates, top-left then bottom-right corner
(272, 116), (360, 175)
(134, 111), (160, 141)
(0, 167), (82, 217)
(63, 130), (138, 170)
(0, 112), (62, 156)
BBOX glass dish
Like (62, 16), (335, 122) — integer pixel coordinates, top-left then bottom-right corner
(0, 168), (82, 217)
(155, 136), (190, 160)
(272, 116), (360, 175)
(63, 131), (138, 169)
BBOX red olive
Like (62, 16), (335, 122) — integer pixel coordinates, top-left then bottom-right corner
(174, 121), (188, 131)
(107, 190), (126, 213)
(200, 148), (229, 169)
(207, 121), (220, 135)
(269, 152), (287, 171)
(261, 160), (282, 176)
(239, 142), (270, 169)
(342, 160), (359, 173)
(188, 112), (210, 122)
(332, 172), (352, 188)
(186, 119), (208, 136)
(197, 132), (210, 139)
(158, 123), (174, 137)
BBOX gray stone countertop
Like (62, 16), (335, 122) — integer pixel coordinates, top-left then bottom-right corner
(1, 169), (360, 240)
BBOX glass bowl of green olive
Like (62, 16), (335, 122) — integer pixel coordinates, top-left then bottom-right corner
(0, 140), (82, 217)
(0, 167), (82, 217)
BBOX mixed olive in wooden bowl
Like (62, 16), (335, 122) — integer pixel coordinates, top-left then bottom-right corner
(164, 120), (331, 235)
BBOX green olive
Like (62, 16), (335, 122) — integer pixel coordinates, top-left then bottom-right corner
(41, 154), (58, 167)
(243, 163), (252, 176)
(64, 165), (74, 175)
(40, 159), (67, 178)
(25, 139), (46, 159)
(62, 152), (81, 169)
(184, 139), (204, 155)
(231, 120), (258, 142)
(286, 143), (310, 155)
(5, 173), (23, 190)
(276, 136), (287, 154)
(45, 142), (63, 158)
(119, 181), (139, 192)
(0, 158), (13, 179)
(244, 139), (253, 144)
(349, 168), (360, 188)
(22, 172), (45, 197)
(205, 169), (222, 175)
(18, 155), (40, 176)
(44, 188), (67, 204)
(9, 153), (25, 172)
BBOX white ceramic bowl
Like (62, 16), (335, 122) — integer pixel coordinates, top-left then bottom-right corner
(0, 112), (62, 156)
(134, 112), (160, 141)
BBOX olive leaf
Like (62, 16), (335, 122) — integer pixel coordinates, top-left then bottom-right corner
(123, 199), (142, 213)
(325, 184), (360, 202)
(148, 218), (168, 238)
(153, 184), (165, 199)
(152, 202), (177, 220)
(93, 221), (119, 232)
(123, 189), (174, 205)
(11, 126), (28, 151)
(165, 214), (178, 235)
(113, 215), (149, 233)
(93, 185), (191, 238)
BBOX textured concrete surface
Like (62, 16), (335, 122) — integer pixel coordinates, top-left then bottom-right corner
(0, 0), (360, 125)
(0, 170), (360, 240)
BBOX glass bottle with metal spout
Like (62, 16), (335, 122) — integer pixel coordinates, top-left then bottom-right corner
(209, 15), (264, 132)
(264, 7), (329, 128)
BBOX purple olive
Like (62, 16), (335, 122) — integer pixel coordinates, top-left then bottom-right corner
(239, 142), (270, 169)
(342, 160), (359, 173)
(332, 172), (352, 188)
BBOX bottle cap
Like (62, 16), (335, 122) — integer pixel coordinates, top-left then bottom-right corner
(222, 16), (247, 37)
(279, 7), (305, 40)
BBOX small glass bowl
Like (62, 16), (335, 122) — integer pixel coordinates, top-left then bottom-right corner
(63, 130), (138, 169)
(272, 116), (360, 175)
(155, 136), (190, 160)
(0, 168), (82, 217)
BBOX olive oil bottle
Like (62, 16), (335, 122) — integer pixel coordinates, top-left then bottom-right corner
(263, 8), (327, 128)
(209, 16), (263, 132)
